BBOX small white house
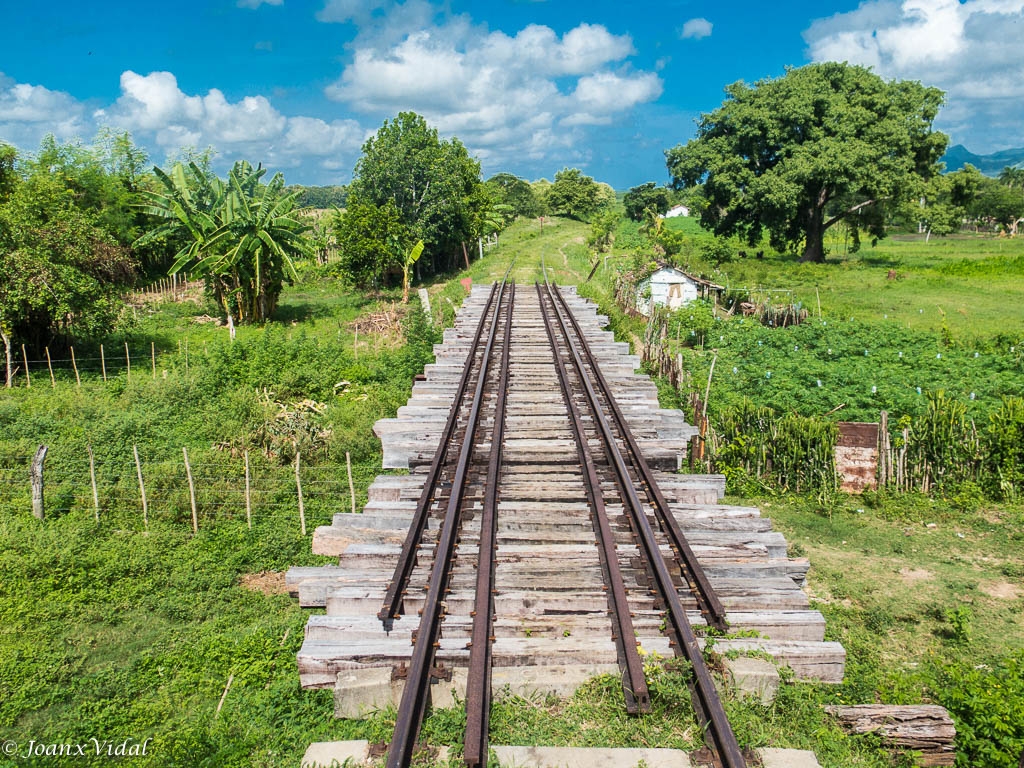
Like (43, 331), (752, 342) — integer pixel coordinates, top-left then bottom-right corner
(661, 205), (690, 219)
(636, 265), (723, 316)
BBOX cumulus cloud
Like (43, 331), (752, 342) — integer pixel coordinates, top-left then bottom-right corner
(681, 18), (713, 39)
(805, 0), (1024, 150)
(0, 73), (91, 150)
(95, 71), (365, 174)
(324, 16), (659, 165)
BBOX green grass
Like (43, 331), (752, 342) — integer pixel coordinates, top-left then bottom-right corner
(675, 231), (1024, 338)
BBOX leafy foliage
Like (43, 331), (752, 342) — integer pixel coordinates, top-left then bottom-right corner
(931, 652), (1024, 767)
(348, 112), (485, 277)
(137, 160), (313, 323)
(623, 182), (671, 222)
(286, 184), (348, 209)
(545, 167), (602, 221)
(0, 167), (136, 367)
(482, 173), (541, 221)
(331, 196), (409, 289)
(666, 62), (947, 261)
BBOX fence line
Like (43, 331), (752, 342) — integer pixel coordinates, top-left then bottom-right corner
(0, 443), (378, 533)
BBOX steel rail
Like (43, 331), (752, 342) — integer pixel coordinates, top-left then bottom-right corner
(385, 278), (513, 768)
(541, 280), (746, 768)
(550, 284), (728, 631)
(379, 282), (499, 631)
(463, 282), (515, 768)
(535, 282), (651, 716)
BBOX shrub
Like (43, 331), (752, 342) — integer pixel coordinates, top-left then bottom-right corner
(930, 652), (1024, 767)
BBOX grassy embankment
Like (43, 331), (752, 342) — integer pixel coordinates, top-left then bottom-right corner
(1, 216), (1022, 767)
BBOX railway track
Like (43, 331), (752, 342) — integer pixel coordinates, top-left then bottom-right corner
(288, 280), (846, 767)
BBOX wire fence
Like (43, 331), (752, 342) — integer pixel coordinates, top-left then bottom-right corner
(0, 444), (376, 535)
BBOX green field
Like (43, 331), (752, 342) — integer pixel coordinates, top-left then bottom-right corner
(2, 217), (1023, 767)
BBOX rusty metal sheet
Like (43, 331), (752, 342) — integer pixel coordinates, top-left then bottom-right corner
(837, 422), (879, 449)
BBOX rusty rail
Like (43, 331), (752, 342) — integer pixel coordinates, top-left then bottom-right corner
(552, 282), (728, 631)
(542, 279), (746, 768)
(384, 277), (514, 768)
(536, 282), (651, 715)
(379, 282), (499, 632)
(463, 282), (515, 767)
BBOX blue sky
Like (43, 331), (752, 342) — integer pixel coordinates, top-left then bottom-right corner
(2, 0), (1023, 188)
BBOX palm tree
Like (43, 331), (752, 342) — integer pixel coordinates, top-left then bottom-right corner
(998, 167), (1024, 189)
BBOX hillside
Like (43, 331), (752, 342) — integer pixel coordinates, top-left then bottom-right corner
(942, 143), (1024, 175)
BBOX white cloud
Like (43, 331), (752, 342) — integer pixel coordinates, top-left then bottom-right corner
(0, 73), (90, 149)
(237, 0), (283, 8)
(97, 71), (365, 174)
(681, 18), (713, 40)
(571, 71), (663, 118)
(805, 0), (1024, 150)
(324, 16), (659, 167)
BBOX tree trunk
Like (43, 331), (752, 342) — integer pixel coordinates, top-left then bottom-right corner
(1, 328), (12, 388)
(801, 206), (826, 263)
(462, 242), (470, 270)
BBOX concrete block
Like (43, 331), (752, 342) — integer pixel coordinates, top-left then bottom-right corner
(725, 657), (780, 705)
(758, 748), (822, 768)
(301, 740), (369, 768)
(429, 664), (621, 709)
(333, 668), (402, 718)
(492, 745), (691, 767)
(431, 667), (467, 709)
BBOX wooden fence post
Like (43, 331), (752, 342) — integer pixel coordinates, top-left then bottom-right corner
(100, 344), (107, 381)
(183, 447), (198, 534)
(87, 445), (100, 522)
(31, 445), (48, 520)
(45, 347), (55, 388)
(244, 450), (252, 530)
(70, 346), (81, 388)
(346, 451), (356, 514)
(125, 342), (131, 382)
(295, 451), (306, 536)
(133, 445), (149, 530)
(22, 344), (30, 388)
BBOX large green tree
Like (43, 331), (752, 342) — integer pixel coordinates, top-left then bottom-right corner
(348, 112), (485, 277)
(623, 182), (671, 222)
(332, 196), (410, 289)
(665, 62), (947, 262)
(482, 173), (541, 222)
(545, 168), (602, 221)
(0, 168), (135, 385)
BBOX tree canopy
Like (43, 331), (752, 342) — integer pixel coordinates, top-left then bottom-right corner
(332, 196), (409, 290)
(546, 167), (602, 221)
(623, 182), (671, 222)
(347, 112), (485, 278)
(0, 152), (136, 384)
(483, 173), (541, 221)
(666, 62), (947, 261)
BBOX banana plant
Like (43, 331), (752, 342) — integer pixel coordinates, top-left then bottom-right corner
(136, 160), (313, 323)
(402, 239), (424, 304)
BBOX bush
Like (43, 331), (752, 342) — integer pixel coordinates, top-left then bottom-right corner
(930, 652), (1024, 767)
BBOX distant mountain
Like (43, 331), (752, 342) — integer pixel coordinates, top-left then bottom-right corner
(942, 144), (1024, 175)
